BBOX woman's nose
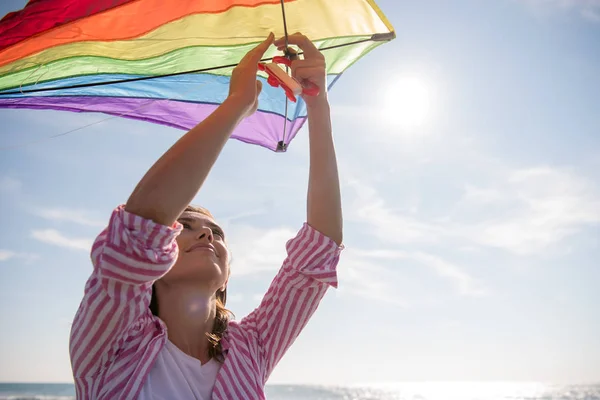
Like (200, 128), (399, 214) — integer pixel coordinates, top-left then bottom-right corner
(196, 226), (213, 242)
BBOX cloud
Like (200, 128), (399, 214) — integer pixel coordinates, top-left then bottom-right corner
(226, 293), (245, 303)
(346, 165), (600, 256)
(0, 250), (16, 261)
(34, 207), (106, 228)
(252, 293), (264, 303)
(581, 5), (600, 21)
(456, 166), (600, 254)
(345, 179), (445, 245)
(0, 249), (39, 263)
(218, 207), (270, 225)
(337, 255), (410, 307)
(0, 176), (22, 194)
(350, 249), (488, 297)
(225, 223), (410, 305)
(31, 229), (93, 251)
(518, 0), (600, 22)
(226, 225), (298, 275)
(410, 252), (488, 297)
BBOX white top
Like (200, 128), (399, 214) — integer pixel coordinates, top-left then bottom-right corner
(138, 339), (222, 399)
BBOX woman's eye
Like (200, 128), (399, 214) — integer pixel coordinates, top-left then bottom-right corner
(212, 229), (224, 238)
(181, 222), (191, 229)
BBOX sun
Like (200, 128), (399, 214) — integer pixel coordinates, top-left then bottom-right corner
(383, 76), (432, 129)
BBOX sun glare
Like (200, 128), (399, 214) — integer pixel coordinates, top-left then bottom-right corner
(383, 76), (432, 130)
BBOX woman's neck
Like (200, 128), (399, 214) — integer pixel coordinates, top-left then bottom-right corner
(155, 282), (216, 364)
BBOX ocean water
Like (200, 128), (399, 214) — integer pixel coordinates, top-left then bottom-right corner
(0, 382), (599, 400)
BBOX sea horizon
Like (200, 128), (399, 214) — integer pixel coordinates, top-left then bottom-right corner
(1, 381), (599, 400)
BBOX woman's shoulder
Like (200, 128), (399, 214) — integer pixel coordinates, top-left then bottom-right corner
(219, 320), (255, 352)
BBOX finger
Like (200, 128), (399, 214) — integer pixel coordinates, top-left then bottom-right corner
(249, 32), (275, 61)
(240, 33), (274, 65)
(290, 59), (325, 75)
(290, 68), (324, 89)
(291, 66), (323, 80)
(274, 32), (321, 58)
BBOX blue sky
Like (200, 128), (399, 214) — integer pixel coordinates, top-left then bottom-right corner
(1, 0), (599, 385)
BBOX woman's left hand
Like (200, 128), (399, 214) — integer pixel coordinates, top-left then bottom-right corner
(274, 33), (328, 106)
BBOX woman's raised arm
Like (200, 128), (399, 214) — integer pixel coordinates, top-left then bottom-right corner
(274, 33), (343, 245)
(125, 34), (274, 226)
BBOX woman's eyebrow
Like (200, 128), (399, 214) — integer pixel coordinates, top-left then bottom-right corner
(208, 222), (225, 237)
(177, 217), (224, 237)
(177, 216), (196, 224)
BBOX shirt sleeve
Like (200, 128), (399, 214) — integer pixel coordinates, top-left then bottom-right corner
(69, 205), (182, 378)
(236, 222), (343, 383)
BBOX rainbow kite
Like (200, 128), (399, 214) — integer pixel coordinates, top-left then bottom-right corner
(0, 0), (394, 151)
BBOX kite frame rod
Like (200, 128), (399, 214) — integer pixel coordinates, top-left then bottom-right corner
(0, 35), (394, 96)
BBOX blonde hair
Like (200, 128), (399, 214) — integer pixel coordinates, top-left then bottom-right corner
(149, 205), (233, 361)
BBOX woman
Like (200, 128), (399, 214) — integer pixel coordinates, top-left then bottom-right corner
(69, 32), (344, 399)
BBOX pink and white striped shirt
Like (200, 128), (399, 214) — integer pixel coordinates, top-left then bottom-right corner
(69, 205), (342, 399)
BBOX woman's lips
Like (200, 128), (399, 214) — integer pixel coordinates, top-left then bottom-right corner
(187, 243), (216, 254)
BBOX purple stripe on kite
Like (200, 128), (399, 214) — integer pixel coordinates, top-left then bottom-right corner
(0, 96), (307, 151)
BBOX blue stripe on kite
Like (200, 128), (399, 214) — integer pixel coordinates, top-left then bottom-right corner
(1, 73), (340, 119)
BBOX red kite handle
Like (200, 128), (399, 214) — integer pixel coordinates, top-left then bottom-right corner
(260, 56), (321, 100)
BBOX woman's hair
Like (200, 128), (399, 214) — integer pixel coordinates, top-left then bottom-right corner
(149, 205), (234, 362)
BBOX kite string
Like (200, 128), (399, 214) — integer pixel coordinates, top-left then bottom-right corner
(17, 62), (49, 95)
(0, 77), (217, 151)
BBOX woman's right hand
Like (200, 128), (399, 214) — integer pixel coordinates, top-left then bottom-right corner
(227, 33), (275, 118)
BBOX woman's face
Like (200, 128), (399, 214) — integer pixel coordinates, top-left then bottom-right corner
(163, 210), (230, 292)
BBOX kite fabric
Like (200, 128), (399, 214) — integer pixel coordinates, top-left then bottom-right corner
(0, 0), (395, 151)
